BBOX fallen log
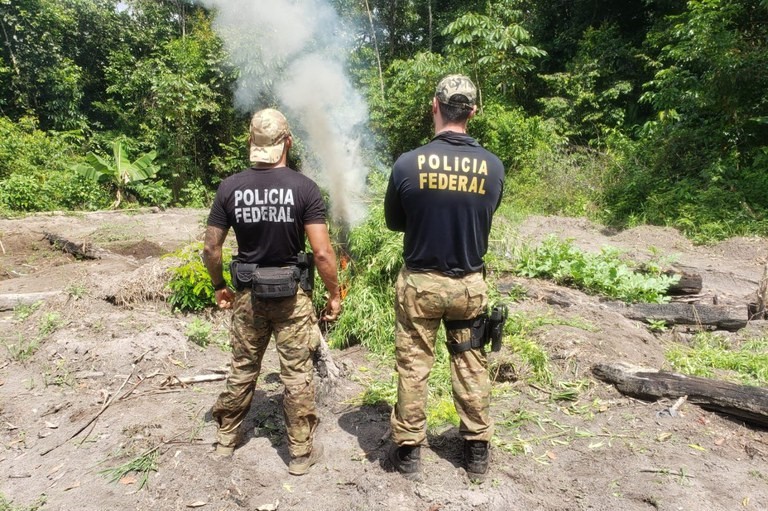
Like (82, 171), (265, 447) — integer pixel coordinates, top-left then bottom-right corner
(593, 361), (768, 428)
(43, 232), (100, 260)
(608, 302), (748, 331)
(0, 291), (61, 311)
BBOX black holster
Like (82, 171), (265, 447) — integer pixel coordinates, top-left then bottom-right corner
(487, 304), (508, 352)
(444, 303), (508, 355)
(296, 252), (314, 293)
(444, 315), (488, 355)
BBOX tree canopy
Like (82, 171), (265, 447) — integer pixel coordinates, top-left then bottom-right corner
(0, 0), (766, 239)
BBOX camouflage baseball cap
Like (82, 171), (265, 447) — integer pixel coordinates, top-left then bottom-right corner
(249, 108), (291, 164)
(435, 74), (477, 108)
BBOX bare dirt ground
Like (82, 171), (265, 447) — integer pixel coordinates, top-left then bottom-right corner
(1, 209), (767, 511)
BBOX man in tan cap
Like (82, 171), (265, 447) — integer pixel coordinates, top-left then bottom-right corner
(203, 108), (341, 475)
(384, 75), (505, 482)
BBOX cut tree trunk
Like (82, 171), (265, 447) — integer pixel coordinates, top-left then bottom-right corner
(608, 302), (748, 331)
(43, 232), (100, 260)
(593, 361), (768, 428)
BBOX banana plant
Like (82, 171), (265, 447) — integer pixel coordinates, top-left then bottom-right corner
(73, 139), (158, 209)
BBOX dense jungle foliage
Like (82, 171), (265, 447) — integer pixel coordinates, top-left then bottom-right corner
(1, 0), (767, 242)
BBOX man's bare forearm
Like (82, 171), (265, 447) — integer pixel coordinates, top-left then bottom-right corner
(315, 248), (340, 299)
(203, 225), (229, 287)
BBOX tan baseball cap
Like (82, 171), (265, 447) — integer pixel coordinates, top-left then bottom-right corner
(249, 108), (291, 164)
(435, 74), (477, 108)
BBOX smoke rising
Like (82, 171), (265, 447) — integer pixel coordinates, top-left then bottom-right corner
(200, 0), (369, 226)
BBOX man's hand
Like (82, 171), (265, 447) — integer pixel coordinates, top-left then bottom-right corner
(215, 287), (235, 309)
(321, 294), (342, 321)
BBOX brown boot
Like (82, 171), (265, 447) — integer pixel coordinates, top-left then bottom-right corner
(288, 443), (324, 476)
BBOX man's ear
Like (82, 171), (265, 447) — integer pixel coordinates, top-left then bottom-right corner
(432, 97), (439, 115)
(468, 105), (478, 119)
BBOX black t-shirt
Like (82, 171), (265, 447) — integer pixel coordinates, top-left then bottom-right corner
(384, 131), (505, 277)
(207, 167), (326, 266)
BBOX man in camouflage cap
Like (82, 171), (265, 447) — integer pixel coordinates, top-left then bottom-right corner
(384, 74), (505, 482)
(203, 108), (341, 475)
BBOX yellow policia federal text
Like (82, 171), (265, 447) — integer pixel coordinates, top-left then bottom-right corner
(419, 173), (486, 194)
(417, 154), (488, 175)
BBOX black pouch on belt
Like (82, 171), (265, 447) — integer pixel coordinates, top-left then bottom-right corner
(251, 266), (300, 299)
(230, 261), (258, 291)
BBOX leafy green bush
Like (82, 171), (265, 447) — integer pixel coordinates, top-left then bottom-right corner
(49, 173), (112, 211)
(0, 174), (51, 212)
(0, 116), (76, 179)
(179, 178), (214, 208)
(127, 180), (174, 208)
(514, 236), (678, 303)
(166, 242), (232, 312)
(0, 171), (112, 212)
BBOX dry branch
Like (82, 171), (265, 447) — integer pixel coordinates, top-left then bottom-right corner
(160, 373), (227, 387)
(593, 361), (768, 428)
(41, 367), (137, 456)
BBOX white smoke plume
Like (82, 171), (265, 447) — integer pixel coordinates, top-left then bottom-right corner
(200, 0), (369, 226)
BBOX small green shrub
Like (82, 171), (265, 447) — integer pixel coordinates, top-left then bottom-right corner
(179, 178), (214, 208)
(38, 312), (63, 336)
(166, 242), (232, 312)
(4, 334), (40, 362)
(185, 318), (212, 348)
(13, 302), (42, 322)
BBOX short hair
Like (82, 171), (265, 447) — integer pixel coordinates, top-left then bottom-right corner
(437, 100), (472, 123)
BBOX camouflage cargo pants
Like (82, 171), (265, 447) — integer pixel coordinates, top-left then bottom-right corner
(390, 267), (493, 446)
(212, 288), (321, 458)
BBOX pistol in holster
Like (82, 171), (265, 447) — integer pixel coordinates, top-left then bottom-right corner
(444, 303), (508, 355)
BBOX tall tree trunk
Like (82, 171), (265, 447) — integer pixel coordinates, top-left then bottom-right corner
(428, 1), (433, 52)
(363, 0), (384, 99)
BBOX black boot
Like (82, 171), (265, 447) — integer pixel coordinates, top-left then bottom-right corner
(389, 444), (421, 481)
(464, 440), (489, 481)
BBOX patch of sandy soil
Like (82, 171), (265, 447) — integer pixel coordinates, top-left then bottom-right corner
(1, 210), (767, 511)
